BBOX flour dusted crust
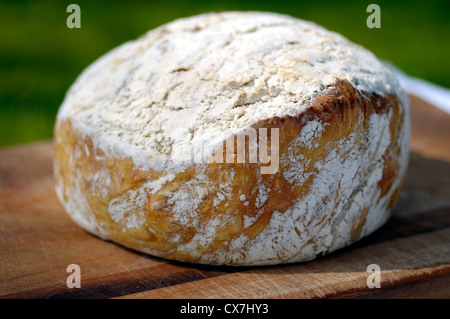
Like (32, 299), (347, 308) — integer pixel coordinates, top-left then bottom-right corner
(54, 12), (410, 265)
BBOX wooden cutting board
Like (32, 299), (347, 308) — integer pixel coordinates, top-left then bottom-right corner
(1, 95), (449, 299)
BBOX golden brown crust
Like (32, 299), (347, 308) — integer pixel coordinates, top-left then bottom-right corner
(54, 80), (407, 265)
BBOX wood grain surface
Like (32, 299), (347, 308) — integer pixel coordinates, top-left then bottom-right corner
(0, 95), (449, 299)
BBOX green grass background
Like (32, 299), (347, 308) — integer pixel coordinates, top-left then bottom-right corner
(1, 0), (449, 147)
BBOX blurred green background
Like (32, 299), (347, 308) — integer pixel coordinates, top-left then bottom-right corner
(1, 0), (449, 147)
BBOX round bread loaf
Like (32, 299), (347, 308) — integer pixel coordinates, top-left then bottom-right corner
(54, 12), (410, 265)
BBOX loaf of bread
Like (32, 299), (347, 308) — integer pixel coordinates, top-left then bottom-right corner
(54, 12), (410, 265)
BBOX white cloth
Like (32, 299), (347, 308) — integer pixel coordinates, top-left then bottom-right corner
(385, 62), (450, 114)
